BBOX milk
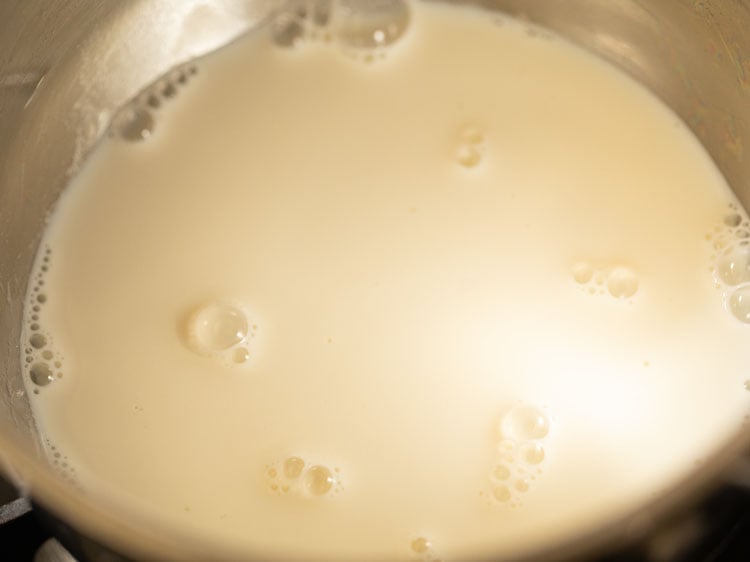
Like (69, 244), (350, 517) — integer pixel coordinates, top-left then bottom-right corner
(21, 2), (750, 560)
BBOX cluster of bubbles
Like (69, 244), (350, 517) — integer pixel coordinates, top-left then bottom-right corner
(707, 205), (750, 324)
(269, 0), (410, 62)
(265, 455), (343, 498)
(409, 536), (442, 562)
(46, 440), (79, 487)
(485, 404), (549, 508)
(110, 63), (198, 143)
(185, 301), (256, 365)
(571, 261), (639, 300)
(23, 248), (65, 394)
(454, 125), (486, 170)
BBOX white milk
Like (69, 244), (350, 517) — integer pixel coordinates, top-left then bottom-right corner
(21, 1), (750, 560)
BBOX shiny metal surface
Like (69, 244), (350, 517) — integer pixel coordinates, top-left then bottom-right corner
(0, 1), (748, 560)
(34, 539), (78, 562)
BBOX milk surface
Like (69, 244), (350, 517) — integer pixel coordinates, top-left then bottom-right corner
(21, 2), (750, 560)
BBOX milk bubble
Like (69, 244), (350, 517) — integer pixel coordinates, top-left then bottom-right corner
(284, 456), (305, 478)
(455, 124), (486, 169)
(717, 246), (750, 286)
(272, 13), (306, 48)
(572, 262), (593, 284)
(336, 0), (410, 49)
(187, 302), (248, 356)
(607, 267), (638, 298)
(500, 404), (549, 441)
(29, 333), (47, 349)
(312, 0), (333, 26)
(724, 213), (743, 227)
(112, 107), (155, 142)
(492, 484), (511, 502)
(233, 347), (250, 364)
(304, 465), (335, 495)
(514, 479), (529, 493)
(520, 442), (545, 465)
(30, 362), (54, 386)
(411, 536), (430, 553)
(161, 81), (177, 99)
(456, 146), (482, 168)
(492, 464), (511, 480)
(460, 126), (484, 145)
(728, 285), (750, 323)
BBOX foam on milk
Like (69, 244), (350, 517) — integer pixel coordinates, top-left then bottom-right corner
(20, 1), (750, 559)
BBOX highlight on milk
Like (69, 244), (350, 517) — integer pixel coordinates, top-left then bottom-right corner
(19, 0), (750, 559)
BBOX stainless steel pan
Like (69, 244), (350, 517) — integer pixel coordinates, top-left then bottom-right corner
(1, 1), (749, 560)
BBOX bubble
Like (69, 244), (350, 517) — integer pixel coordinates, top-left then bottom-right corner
(271, 12), (306, 48)
(233, 347), (250, 364)
(492, 485), (511, 502)
(187, 302), (248, 355)
(30, 363), (54, 386)
(30, 323), (40, 331)
(112, 107), (155, 142)
(267, 467), (278, 478)
(161, 82), (177, 99)
(456, 146), (482, 168)
(336, 0), (409, 49)
(304, 465), (335, 495)
(501, 404), (549, 441)
(572, 262), (593, 284)
(713, 232), (733, 251)
(607, 267), (638, 298)
(728, 285), (750, 323)
(411, 537), (430, 554)
(284, 456), (305, 479)
(147, 94), (161, 109)
(725, 213), (743, 227)
(717, 246), (750, 286)
(36, 294), (47, 304)
(744, 380), (750, 391)
(520, 442), (545, 465)
(514, 479), (529, 493)
(460, 126), (484, 145)
(492, 464), (511, 481)
(313, 0), (332, 26)
(29, 333), (47, 349)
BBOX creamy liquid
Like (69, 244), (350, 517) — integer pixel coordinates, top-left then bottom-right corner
(21, 2), (750, 560)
